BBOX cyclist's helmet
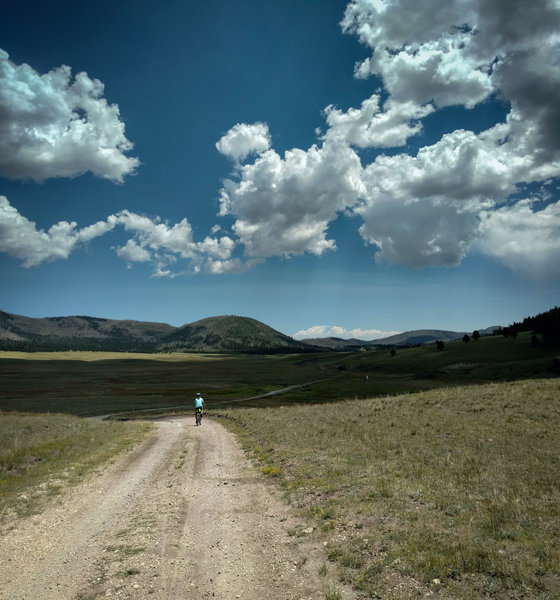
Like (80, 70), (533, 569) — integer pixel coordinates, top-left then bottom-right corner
(196, 393), (201, 397)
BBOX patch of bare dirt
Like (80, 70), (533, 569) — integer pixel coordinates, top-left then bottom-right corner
(0, 417), (354, 599)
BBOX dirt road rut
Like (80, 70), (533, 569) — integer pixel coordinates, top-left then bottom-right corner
(0, 417), (351, 599)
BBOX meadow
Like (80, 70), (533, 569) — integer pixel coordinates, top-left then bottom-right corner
(0, 332), (557, 417)
(221, 379), (560, 599)
(1, 333), (559, 598)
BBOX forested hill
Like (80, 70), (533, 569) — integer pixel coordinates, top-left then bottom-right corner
(498, 306), (560, 345)
(0, 311), (313, 354)
(0, 311), (174, 352)
(159, 316), (311, 353)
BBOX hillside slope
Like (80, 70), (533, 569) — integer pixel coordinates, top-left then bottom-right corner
(375, 329), (468, 345)
(0, 311), (173, 351)
(159, 315), (312, 353)
(304, 329), (475, 349)
(296, 337), (366, 350)
(0, 311), (313, 354)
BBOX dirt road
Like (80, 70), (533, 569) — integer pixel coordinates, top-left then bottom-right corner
(0, 417), (352, 599)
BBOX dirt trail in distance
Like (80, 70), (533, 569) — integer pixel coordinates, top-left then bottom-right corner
(0, 417), (354, 599)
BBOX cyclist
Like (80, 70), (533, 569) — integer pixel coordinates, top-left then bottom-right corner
(194, 392), (205, 425)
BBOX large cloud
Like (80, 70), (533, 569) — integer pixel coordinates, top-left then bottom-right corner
(355, 120), (560, 266)
(342, 0), (491, 107)
(341, 0), (560, 107)
(218, 133), (365, 258)
(477, 199), (560, 280)
(0, 49), (138, 182)
(337, 0), (560, 273)
(339, 0), (560, 166)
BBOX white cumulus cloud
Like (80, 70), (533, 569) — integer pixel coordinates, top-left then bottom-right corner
(0, 196), (243, 276)
(3, 0), (560, 282)
(211, 0), (560, 278)
(216, 122), (271, 164)
(477, 198), (560, 280)
(292, 325), (401, 341)
(116, 239), (152, 264)
(336, 0), (560, 274)
(111, 212), (241, 275)
(116, 211), (197, 259)
(0, 195), (116, 267)
(204, 258), (245, 274)
(0, 49), (138, 182)
(355, 124), (541, 267)
(218, 136), (365, 259)
(323, 95), (434, 148)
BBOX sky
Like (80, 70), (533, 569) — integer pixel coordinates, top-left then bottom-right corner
(1, 0), (559, 340)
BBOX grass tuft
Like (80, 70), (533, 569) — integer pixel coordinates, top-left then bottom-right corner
(324, 584), (342, 600)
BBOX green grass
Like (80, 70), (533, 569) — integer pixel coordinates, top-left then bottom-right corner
(324, 584), (343, 600)
(0, 352), (330, 416)
(0, 332), (558, 417)
(0, 412), (153, 523)
(218, 378), (560, 599)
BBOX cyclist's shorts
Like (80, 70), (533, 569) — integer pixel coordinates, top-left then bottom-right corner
(195, 407), (202, 413)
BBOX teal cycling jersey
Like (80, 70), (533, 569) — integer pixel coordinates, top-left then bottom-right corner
(194, 397), (204, 408)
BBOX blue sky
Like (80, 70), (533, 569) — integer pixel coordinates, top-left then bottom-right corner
(1, 0), (559, 339)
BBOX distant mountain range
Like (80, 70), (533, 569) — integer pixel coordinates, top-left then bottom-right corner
(370, 329), (470, 345)
(302, 326), (500, 350)
(301, 337), (367, 350)
(0, 310), (500, 353)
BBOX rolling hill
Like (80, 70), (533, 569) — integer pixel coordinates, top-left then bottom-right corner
(373, 329), (469, 345)
(0, 311), (174, 351)
(159, 316), (312, 353)
(0, 311), (312, 354)
(300, 337), (368, 350)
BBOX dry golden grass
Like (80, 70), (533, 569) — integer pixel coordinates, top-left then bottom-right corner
(220, 378), (560, 599)
(0, 412), (153, 523)
(0, 351), (232, 362)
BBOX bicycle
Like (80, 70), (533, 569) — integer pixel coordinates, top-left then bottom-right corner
(195, 407), (203, 426)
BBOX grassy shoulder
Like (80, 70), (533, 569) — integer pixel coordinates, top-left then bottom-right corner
(217, 378), (560, 600)
(0, 412), (154, 525)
